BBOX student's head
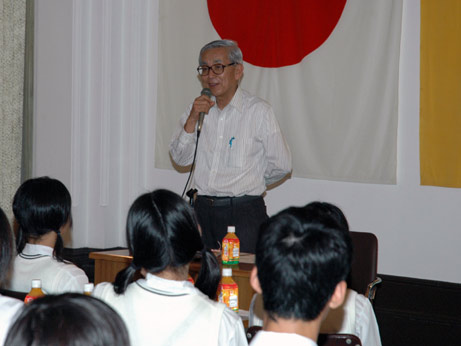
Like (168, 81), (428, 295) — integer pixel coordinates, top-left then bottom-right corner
(0, 207), (13, 285)
(251, 207), (353, 322)
(114, 189), (220, 299)
(4, 293), (130, 346)
(13, 177), (71, 261)
(303, 201), (349, 232)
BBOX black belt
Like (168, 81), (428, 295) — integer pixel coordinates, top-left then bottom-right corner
(197, 195), (262, 207)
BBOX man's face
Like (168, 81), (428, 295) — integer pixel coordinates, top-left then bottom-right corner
(199, 47), (242, 105)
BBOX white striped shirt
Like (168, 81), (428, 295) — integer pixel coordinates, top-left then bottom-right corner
(170, 87), (292, 197)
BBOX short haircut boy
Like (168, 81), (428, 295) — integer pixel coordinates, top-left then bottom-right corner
(253, 207), (353, 322)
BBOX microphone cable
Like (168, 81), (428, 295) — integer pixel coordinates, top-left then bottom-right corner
(181, 88), (211, 201)
(181, 128), (202, 200)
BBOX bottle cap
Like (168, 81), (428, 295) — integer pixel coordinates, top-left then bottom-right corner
(222, 268), (232, 277)
(31, 279), (41, 288)
(227, 226), (235, 233)
(84, 283), (94, 292)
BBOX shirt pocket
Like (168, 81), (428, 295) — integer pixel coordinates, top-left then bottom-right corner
(226, 137), (253, 168)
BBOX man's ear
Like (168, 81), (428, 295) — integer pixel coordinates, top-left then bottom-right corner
(234, 63), (244, 81)
(250, 266), (262, 294)
(328, 280), (347, 309)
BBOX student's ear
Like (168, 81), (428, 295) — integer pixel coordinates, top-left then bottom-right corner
(250, 267), (262, 294)
(328, 280), (347, 309)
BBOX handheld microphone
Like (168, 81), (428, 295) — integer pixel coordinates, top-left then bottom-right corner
(197, 88), (212, 134)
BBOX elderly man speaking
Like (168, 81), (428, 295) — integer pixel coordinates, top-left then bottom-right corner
(170, 39), (291, 253)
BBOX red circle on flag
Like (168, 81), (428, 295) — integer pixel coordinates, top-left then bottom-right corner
(207, 0), (347, 68)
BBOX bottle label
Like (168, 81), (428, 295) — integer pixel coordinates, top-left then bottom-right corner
(222, 241), (230, 262)
(24, 295), (39, 304)
(222, 238), (240, 264)
(218, 283), (239, 312)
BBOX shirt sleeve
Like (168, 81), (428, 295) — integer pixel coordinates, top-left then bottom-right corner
(355, 293), (382, 346)
(261, 107), (292, 186)
(169, 104), (198, 166)
(218, 308), (249, 346)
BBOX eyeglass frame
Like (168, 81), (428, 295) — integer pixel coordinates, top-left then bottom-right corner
(197, 62), (237, 76)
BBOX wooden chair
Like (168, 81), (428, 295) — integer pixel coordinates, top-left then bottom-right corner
(318, 333), (362, 346)
(349, 231), (382, 302)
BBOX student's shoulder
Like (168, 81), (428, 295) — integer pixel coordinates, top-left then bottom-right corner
(93, 282), (117, 299)
(53, 259), (87, 277)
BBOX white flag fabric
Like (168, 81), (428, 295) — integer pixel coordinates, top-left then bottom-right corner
(155, 0), (402, 184)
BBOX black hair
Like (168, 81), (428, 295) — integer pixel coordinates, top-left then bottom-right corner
(0, 207), (13, 284)
(114, 189), (221, 299)
(13, 177), (72, 262)
(303, 201), (349, 232)
(4, 293), (131, 346)
(255, 207), (353, 321)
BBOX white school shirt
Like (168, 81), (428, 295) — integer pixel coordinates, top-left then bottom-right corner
(7, 243), (88, 294)
(0, 295), (23, 345)
(170, 87), (291, 197)
(250, 331), (317, 346)
(93, 273), (248, 346)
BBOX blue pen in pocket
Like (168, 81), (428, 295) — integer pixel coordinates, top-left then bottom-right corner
(229, 137), (235, 148)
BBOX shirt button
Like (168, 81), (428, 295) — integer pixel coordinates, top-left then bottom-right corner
(219, 136), (223, 139)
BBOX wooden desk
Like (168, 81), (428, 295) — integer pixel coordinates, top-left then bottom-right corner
(89, 249), (133, 284)
(89, 249), (256, 311)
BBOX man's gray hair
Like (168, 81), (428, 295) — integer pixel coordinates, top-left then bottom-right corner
(199, 40), (243, 65)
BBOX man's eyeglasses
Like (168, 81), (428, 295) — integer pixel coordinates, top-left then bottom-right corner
(197, 63), (236, 76)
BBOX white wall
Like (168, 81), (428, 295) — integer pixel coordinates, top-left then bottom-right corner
(33, 0), (461, 284)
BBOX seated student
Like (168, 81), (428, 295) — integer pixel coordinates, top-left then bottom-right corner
(7, 177), (88, 293)
(0, 207), (23, 345)
(4, 293), (130, 346)
(93, 189), (247, 346)
(249, 206), (353, 345)
(303, 202), (382, 346)
(249, 202), (382, 346)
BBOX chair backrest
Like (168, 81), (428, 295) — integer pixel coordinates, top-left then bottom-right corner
(348, 231), (378, 296)
(318, 333), (362, 346)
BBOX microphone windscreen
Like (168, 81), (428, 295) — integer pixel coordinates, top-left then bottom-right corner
(201, 88), (212, 98)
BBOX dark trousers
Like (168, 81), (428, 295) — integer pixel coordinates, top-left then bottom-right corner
(194, 195), (268, 253)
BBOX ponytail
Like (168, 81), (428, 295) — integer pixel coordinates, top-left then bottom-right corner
(53, 230), (65, 262)
(195, 247), (221, 300)
(16, 227), (27, 255)
(114, 263), (138, 294)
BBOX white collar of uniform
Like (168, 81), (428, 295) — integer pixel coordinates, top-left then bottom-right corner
(137, 272), (198, 296)
(253, 331), (317, 346)
(22, 243), (54, 256)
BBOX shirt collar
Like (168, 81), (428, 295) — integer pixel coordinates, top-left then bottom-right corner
(212, 86), (243, 114)
(138, 273), (197, 296)
(22, 243), (54, 256)
(228, 86), (244, 113)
